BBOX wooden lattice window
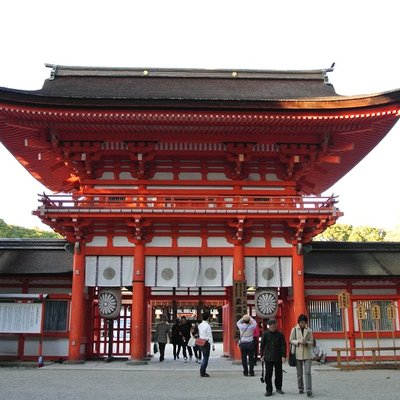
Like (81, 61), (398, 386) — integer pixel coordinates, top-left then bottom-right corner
(308, 300), (343, 332)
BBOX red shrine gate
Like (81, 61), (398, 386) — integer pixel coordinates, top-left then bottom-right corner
(0, 65), (399, 362)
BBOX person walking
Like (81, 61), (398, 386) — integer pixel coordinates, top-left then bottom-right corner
(260, 318), (286, 397)
(290, 314), (314, 397)
(154, 314), (170, 362)
(198, 312), (215, 377)
(237, 314), (257, 376)
(171, 318), (182, 360)
(179, 316), (193, 362)
(191, 322), (202, 363)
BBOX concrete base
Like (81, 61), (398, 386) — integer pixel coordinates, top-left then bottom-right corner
(64, 360), (86, 365)
(126, 359), (148, 366)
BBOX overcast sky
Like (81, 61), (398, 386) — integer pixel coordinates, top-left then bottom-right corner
(0, 0), (399, 230)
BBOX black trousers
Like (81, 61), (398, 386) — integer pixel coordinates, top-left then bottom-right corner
(173, 343), (181, 359)
(158, 342), (166, 361)
(265, 360), (283, 393)
(182, 342), (193, 358)
(239, 341), (255, 375)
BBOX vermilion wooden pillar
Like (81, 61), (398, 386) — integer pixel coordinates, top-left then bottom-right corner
(292, 246), (306, 322)
(130, 242), (146, 360)
(230, 242), (245, 360)
(68, 243), (86, 362)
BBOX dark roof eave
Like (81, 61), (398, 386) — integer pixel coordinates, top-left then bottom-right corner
(0, 88), (400, 111)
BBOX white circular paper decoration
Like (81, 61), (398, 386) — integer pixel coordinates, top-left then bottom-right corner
(103, 267), (116, 280)
(255, 289), (278, 319)
(262, 268), (275, 281)
(205, 267), (217, 280)
(161, 268), (174, 281)
(98, 287), (122, 319)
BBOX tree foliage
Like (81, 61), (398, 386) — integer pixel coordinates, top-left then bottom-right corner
(0, 218), (61, 239)
(315, 223), (386, 242)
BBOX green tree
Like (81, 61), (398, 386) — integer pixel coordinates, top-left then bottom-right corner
(348, 226), (385, 242)
(0, 218), (61, 239)
(315, 223), (353, 241)
(315, 223), (386, 242)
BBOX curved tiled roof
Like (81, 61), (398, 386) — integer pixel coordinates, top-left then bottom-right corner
(305, 241), (400, 277)
(0, 239), (399, 277)
(0, 239), (72, 275)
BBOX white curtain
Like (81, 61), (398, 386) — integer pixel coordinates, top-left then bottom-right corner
(144, 256), (233, 287)
(245, 257), (292, 287)
(85, 256), (133, 287)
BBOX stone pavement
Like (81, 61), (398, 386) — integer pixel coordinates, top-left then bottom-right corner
(0, 343), (399, 400)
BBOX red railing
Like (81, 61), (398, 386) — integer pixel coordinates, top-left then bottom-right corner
(37, 193), (340, 216)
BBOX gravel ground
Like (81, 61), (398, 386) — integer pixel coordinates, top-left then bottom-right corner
(1, 345), (399, 400)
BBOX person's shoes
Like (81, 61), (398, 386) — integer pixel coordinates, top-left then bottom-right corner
(243, 371), (248, 376)
(250, 372), (255, 376)
(173, 357), (176, 360)
(200, 373), (210, 377)
(176, 355), (179, 359)
(189, 356), (192, 361)
(276, 389), (284, 394)
(299, 389), (304, 394)
(265, 393), (272, 397)
(307, 392), (312, 397)
(184, 357), (188, 363)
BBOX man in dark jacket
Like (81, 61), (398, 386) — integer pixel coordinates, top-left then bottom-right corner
(260, 318), (287, 397)
(178, 316), (193, 362)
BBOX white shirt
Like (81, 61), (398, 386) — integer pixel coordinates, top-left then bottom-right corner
(198, 320), (214, 345)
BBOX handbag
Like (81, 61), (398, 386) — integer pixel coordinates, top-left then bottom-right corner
(153, 342), (159, 354)
(288, 328), (297, 367)
(195, 338), (208, 347)
(188, 333), (196, 347)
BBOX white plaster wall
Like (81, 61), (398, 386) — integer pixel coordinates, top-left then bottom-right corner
(24, 338), (69, 357)
(178, 172), (202, 180)
(177, 237), (202, 247)
(354, 338), (400, 357)
(0, 337), (18, 356)
(207, 237), (233, 248)
(113, 236), (135, 247)
(266, 173), (281, 181)
(86, 236), (108, 247)
(271, 237), (292, 248)
(146, 237), (173, 247)
(318, 338), (347, 357)
(247, 173), (260, 181)
(28, 288), (72, 294)
(352, 289), (397, 295)
(245, 237), (266, 248)
(243, 186), (284, 191)
(305, 289), (346, 296)
(119, 172), (137, 180)
(98, 171), (114, 180)
(152, 172), (174, 180)
(207, 173), (229, 180)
